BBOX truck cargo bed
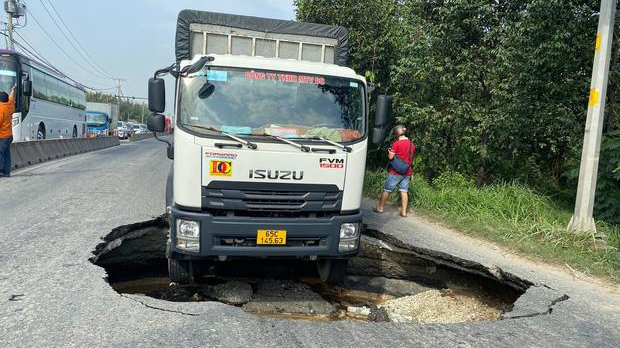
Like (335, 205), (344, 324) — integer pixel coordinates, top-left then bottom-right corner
(176, 10), (349, 66)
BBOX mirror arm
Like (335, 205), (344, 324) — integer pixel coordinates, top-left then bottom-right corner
(153, 132), (172, 148)
(154, 63), (177, 79)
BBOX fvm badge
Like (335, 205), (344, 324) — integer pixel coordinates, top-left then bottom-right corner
(320, 158), (344, 169)
(210, 160), (232, 176)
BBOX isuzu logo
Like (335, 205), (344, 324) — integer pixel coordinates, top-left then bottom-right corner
(249, 169), (304, 181)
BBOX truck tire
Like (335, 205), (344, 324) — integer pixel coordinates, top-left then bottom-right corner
(168, 258), (192, 284)
(317, 259), (348, 285)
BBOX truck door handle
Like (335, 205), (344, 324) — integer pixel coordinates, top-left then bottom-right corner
(311, 148), (336, 154)
(215, 143), (243, 149)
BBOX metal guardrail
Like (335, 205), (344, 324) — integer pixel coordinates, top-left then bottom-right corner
(9, 137), (120, 170)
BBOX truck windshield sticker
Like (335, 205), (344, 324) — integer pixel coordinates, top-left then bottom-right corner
(209, 160), (233, 176)
(350, 81), (358, 88)
(207, 70), (228, 82)
(187, 70), (228, 82)
(244, 70), (325, 85)
(205, 152), (238, 160)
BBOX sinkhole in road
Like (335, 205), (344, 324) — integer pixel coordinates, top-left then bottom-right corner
(90, 216), (530, 324)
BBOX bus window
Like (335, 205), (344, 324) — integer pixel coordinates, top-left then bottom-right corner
(0, 58), (17, 100)
(32, 69), (45, 100)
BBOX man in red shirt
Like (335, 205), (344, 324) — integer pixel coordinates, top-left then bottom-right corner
(373, 125), (415, 217)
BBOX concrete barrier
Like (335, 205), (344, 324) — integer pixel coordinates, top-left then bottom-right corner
(9, 137), (120, 170)
(128, 133), (154, 142)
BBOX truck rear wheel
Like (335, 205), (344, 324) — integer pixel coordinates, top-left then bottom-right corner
(168, 258), (193, 284)
(317, 259), (348, 285)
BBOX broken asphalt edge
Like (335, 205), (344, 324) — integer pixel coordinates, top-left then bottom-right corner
(362, 228), (570, 320)
(88, 216), (570, 321)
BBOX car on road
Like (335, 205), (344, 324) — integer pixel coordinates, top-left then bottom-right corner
(117, 121), (129, 139)
(127, 124), (142, 137)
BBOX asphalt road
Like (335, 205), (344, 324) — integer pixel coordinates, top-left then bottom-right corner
(0, 138), (618, 347)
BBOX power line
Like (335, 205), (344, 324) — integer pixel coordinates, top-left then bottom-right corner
(13, 30), (62, 73)
(37, 0), (114, 79)
(14, 32), (114, 90)
(26, 8), (111, 83)
(122, 80), (135, 98)
(43, 0), (115, 79)
(5, 31), (115, 91)
(35, 0), (111, 79)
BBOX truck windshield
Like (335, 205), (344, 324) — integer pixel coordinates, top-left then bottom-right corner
(179, 67), (365, 142)
(86, 113), (108, 126)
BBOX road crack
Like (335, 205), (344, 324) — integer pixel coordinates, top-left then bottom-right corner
(504, 294), (570, 319)
(121, 294), (199, 316)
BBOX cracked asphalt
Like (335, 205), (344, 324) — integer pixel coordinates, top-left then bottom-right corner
(0, 138), (619, 347)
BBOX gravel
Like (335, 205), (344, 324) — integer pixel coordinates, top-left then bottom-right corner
(380, 289), (502, 324)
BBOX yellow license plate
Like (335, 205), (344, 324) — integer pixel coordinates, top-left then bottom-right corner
(256, 230), (287, 245)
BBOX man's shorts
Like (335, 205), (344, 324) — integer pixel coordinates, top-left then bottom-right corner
(384, 173), (411, 193)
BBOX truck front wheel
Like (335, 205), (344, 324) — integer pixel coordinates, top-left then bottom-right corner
(316, 259), (348, 285)
(168, 258), (193, 284)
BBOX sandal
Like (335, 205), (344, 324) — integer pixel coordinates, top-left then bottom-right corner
(372, 206), (384, 214)
(400, 213), (408, 218)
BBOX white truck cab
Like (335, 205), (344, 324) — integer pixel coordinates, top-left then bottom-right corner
(147, 10), (391, 284)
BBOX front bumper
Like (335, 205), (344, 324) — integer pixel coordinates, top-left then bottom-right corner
(169, 205), (362, 259)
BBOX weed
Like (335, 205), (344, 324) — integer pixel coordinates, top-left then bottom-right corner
(364, 169), (620, 281)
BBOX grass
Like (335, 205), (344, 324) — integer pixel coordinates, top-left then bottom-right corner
(364, 169), (620, 282)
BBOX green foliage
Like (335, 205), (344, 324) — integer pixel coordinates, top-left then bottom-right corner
(297, 0), (620, 225)
(86, 92), (148, 123)
(432, 170), (475, 190)
(295, 0), (404, 92)
(596, 131), (620, 224)
(364, 169), (620, 280)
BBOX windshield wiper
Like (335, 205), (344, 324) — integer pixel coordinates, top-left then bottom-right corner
(182, 124), (257, 149)
(289, 136), (352, 152)
(258, 134), (310, 152)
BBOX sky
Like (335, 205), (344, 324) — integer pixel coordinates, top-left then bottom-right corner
(9, 0), (296, 112)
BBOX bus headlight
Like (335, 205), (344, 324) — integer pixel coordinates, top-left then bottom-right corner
(176, 219), (200, 252)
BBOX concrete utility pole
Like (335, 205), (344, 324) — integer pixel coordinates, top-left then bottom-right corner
(568, 0), (617, 233)
(6, 6), (13, 49)
(115, 78), (125, 121)
(141, 103), (145, 124)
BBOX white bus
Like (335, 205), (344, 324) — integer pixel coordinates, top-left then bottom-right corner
(0, 49), (88, 142)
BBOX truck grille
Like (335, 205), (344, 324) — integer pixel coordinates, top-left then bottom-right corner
(202, 182), (342, 217)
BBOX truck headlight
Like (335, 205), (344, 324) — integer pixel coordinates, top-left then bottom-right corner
(339, 222), (360, 252)
(176, 219), (200, 252)
(340, 223), (360, 239)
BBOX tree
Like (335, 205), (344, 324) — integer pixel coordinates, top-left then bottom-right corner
(297, 0), (620, 222)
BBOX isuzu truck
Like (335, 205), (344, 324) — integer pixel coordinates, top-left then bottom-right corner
(147, 10), (391, 284)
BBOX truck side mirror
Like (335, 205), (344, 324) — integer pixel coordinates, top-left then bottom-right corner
(147, 113), (166, 132)
(23, 80), (32, 97)
(372, 94), (392, 144)
(148, 77), (166, 113)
